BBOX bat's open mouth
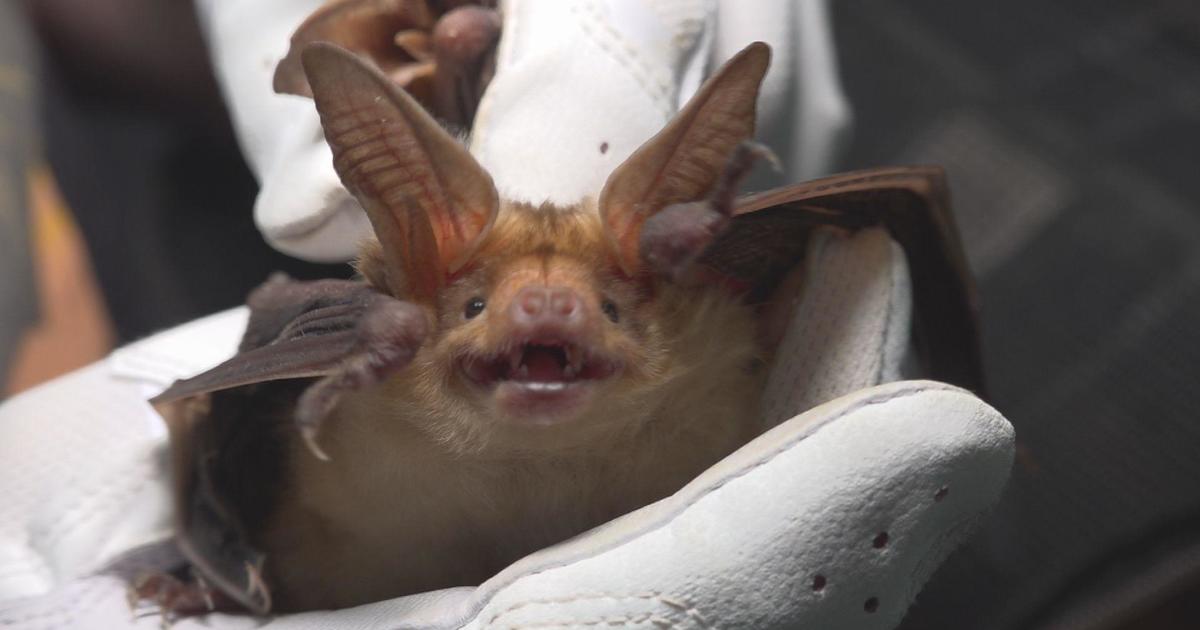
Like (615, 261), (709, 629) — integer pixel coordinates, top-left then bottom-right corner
(462, 340), (619, 387)
(460, 339), (620, 421)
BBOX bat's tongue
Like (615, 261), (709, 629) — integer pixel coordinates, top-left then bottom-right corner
(523, 346), (567, 381)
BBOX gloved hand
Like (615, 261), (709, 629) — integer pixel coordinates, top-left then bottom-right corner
(194, 0), (851, 261)
(0, 225), (1013, 629)
(0, 3), (1011, 627)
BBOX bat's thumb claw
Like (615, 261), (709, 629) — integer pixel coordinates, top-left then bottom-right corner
(296, 376), (340, 462)
(300, 425), (332, 462)
(243, 560), (273, 613)
(738, 140), (783, 173)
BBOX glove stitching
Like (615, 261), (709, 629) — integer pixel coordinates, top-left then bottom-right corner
(646, 0), (705, 55)
(497, 611), (664, 629)
(570, 0), (675, 121)
(484, 592), (708, 629)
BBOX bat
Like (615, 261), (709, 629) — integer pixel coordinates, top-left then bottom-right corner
(144, 40), (982, 616)
(273, 0), (500, 130)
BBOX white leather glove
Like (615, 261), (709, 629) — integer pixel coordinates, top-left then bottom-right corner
(195, 0), (851, 261)
(0, 226), (1014, 629)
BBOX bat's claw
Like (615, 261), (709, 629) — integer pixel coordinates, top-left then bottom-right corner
(295, 374), (343, 462)
(739, 140), (782, 173)
(640, 141), (781, 283)
(293, 297), (429, 461)
(709, 141), (781, 213)
(299, 423), (333, 463)
(129, 569), (226, 626)
(243, 559), (273, 614)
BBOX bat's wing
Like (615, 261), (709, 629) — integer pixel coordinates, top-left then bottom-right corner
(703, 166), (984, 394)
(151, 275), (383, 614)
(152, 276), (377, 404)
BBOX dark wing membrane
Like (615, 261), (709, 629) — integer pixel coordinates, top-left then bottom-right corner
(151, 276), (380, 404)
(704, 166), (984, 395)
(151, 275), (385, 614)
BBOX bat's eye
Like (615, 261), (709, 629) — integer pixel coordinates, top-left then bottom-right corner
(464, 297), (486, 319)
(601, 299), (619, 323)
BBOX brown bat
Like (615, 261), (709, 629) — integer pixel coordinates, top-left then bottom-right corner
(147, 40), (982, 616)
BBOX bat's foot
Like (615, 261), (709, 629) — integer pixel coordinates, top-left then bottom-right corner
(295, 296), (428, 461)
(129, 569), (235, 627)
(640, 141), (780, 283)
(432, 4), (501, 128)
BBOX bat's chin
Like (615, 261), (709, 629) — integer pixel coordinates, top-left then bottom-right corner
(459, 339), (621, 425)
(493, 381), (594, 424)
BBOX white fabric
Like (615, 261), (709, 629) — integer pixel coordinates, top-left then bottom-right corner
(2, 384), (1011, 630)
(470, 0), (710, 205)
(0, 308), (249, 602)
(193, 0), (851, 260)
(0, 229), (1014, 628)
(714, 0), (851, 186)
(194, 0), (369, 261)
(761, 227), (912, 428)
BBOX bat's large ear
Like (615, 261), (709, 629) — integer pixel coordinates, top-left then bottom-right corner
(599, 42), (770, 276)
(303, 42), (499, 299)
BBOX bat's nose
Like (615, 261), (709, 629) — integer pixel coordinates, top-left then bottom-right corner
(512, 286), (585, 332)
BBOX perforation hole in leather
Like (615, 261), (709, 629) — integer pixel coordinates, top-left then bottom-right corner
(864, 596), (880, 613)
(873, 531), (889, 549)
(811, 574), (826, 592)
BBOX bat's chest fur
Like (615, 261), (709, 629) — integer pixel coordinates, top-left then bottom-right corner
(260, 306), (764, 611)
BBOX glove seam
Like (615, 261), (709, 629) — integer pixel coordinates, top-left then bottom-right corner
(572, 0), (675, 121)
(483, 591), (708, 629)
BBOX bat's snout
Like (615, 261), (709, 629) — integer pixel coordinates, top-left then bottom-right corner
(456, 283), (623, 425)
(509, 286), (586, 337)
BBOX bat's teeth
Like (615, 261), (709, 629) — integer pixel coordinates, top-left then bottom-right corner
(516, 364), (529, 379)
(563, 363), (577, 379)
(565, 345), (583, 374)
(509, 349), (523, 373)
(526, 382), (565, 392)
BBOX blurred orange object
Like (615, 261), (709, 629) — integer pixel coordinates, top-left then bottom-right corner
(5, 167), (114, 395)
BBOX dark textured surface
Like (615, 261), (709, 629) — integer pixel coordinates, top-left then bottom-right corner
(832, 1), (1200, 628)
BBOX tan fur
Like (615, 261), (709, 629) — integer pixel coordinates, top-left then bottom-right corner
(263, 41), (776, 612)
(263, 202), (764, 610)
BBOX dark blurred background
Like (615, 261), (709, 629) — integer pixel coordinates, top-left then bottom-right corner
(832, 1), (1200, 628)
(29, 0), (346, 341)
(1, 0), (342, 390)
(2, 1), (1199, 628)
